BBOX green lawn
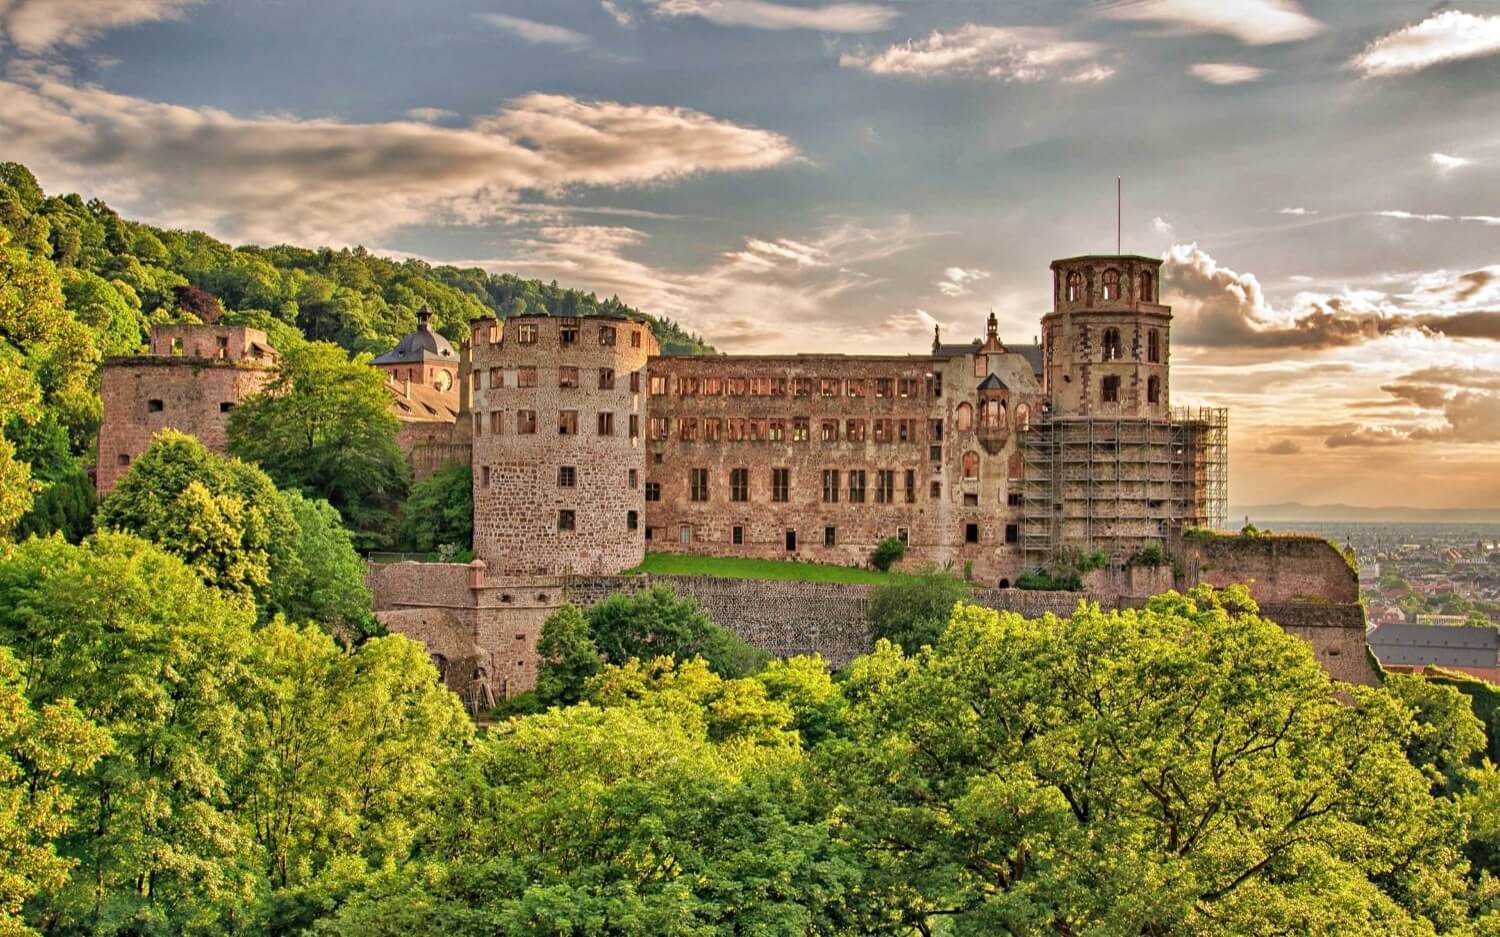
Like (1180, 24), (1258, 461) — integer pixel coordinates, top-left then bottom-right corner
(625, 552), (904, 585)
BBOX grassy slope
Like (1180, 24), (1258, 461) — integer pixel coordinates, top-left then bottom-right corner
(625, 552), (904, 585)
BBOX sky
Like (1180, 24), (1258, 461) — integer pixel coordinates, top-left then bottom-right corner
(1, 0), (1499, 510)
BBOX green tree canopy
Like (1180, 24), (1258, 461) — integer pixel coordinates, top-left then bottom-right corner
(397, 461), (471, 554)
(228, 340), (409, 551)
(269, 490), (378, 638)
(866, 568), (972, 654)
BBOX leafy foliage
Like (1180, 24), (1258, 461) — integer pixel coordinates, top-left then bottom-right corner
(866, 568), (971, 654)
(397, 461), (471, 554)
(870, 536), (907, 572)
(269, 491), (379, 638)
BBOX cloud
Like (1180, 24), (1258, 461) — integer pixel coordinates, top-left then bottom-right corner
(1259, 439), (1302, 455)
(601, 0), (636, 27)
(1431, 152), (1471, 172)
(0, 66), (798, 245)
(1350, 11), (1500, 78)
(1375, 210), (1451, 222)
(1276, 207), (1317, 216)
(404, 106), (457, 123)
(936, 266), (990, 297)
(1163, 244), (1500, 350)
(1151, 216), (1174, 236)
(840, 24), (1111, 83)
(0, 0), (201, 52)
(478, 13), (592, 47)
(1325, 425), (1407, 448)
(1101, 0), (1322, 45)
(1189, 63), (1267, 84)
(649, 0), (896, 32)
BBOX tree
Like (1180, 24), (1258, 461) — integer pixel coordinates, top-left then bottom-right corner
(269, 491), (378, 638)
(870, 536), (906, 572)
(533, 604), (603, 708)
(828, 586), (1472, 934)
(866, 569), (971, 654)
(0, 533), (259, 934)
(0, 647), (112, 936)
(96, 429), (296, 604)
(397, 462), (471, 554)
(585, 586), (769, 679)
(228, 340), (410, 550)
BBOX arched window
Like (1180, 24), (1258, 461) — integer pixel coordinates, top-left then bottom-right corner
(1102, 268), (1121, 301)
(1140, 270), (1154, 302)
(955, 402), (973, 432)
(1008, 451), (1023, 480)
(1102, 327), (1122, 361)
(1147, 376), (1161, 404)
(1066, 270), (1083, 302)
(1101, 375), (1120, 403)
(962, 451), (979, 480)
(1014, 403), (1030, 431)
(1147, 329), (1160, 364)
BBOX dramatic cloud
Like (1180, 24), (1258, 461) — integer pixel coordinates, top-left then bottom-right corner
(1189, 63), (1267, 84)
(1350, 11), (1500, 78)
(1102, 0), (1322, 45)
(840, 25), (1110, 83)
(1259, 439), (1302, 455)
(478, 13), (591, 48)
(0, 66), (798, 244)
(1432, 152), (1472, 172)
(1163, 244), (1500, 349)
(1325, 425), (1406, 448)
(649, 0), (896, 33)
(937, 266), (990, 297)
(0, 0), (201, 52)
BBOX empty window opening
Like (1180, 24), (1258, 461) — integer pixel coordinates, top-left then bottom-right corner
(1066, 271), (1083, 302)
(1147, 376), (1161, 404)
(1140, 270), (1154, 303)
(1005, 524), (1019, 545)
(732, 525), (744, 545)
(772, 468), (790, 503)
(1102, 268), (1121, 301)
(785, 529), (797, 552)
(822, 469), (839, 503)
(560, 321), (579, 344)
(1147, 329), (1161, 364)
(645, 483), (661, 502)
(965, 523), (980, 544)
(558, 510), (576, 531)
(1101, 376), (1120, 403)
(690, 468), (709, 502)
(559, 410), (578, 435)
(1102, 328), (1122, 361)
(962, 451), (980, 480)
(219, 402), (234, 413)
(627, 510), (638, 531)
(147, 399), (164, 413)
(824, 526), (837, 547)
(730, 468), (749, 503)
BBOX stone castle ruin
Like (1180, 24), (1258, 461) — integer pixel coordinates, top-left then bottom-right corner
(95, 252), (1376, 707)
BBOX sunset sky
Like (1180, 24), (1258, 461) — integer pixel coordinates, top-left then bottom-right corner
(1, 0), (1498, 509)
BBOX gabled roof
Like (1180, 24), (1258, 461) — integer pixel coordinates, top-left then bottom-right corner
(977, 373), (1010, 392)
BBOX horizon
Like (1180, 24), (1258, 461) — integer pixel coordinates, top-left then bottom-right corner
(2, 0), (1498, 509)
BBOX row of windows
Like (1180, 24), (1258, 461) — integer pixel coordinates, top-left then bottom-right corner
(649, 374), (937, 399)
(143, 398), (234, 415)
(654, 522), (1021, 549)
(649, 468), (947, 504)
(1099, 327), (1164, 363)
(1063, 268), (1155, 303)
(1099, 375), (1162, 404)
(478, 366), (641, 392)
(653, 416), (934, 444)
(478, 319), (645, 349)
(473, 409), (638, 438)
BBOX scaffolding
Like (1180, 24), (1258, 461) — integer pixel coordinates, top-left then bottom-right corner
(1020, 407), (1229, 568)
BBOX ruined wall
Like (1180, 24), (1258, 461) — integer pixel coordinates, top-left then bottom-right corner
(1259, 603), (1377, 686)
(1171, 533), (1359, 605)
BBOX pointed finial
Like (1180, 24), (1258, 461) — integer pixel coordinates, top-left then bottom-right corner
(932, 323), (942, 354)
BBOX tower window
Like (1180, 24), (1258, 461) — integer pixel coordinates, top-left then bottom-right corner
(965, 523), (980, 544)
(1102, 268), (1121, 301)
(1140, 270), (1154, 302)
(1148, 329), (1161, 364)
(627, 510), (638, 531)
(1148, 376), (1161, 404)
(645, 482), (661, 502)
(599, 325), (616, 347)
(1066, 270), (1083, 302)
(1102, 328), (1122, 361)
(558, 466), (576, 488)
(558, 510), (575, 531)
(558, 410), (578, 435)
(1102, 376), (1121, 403)
(1006, 524), (1020, 545)
(220, 402), (234, 413)
(147, 399), (164, 413)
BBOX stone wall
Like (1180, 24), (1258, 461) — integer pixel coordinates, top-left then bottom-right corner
(1259, 603), (1376, 686)
(1171, 532), (1358, 605)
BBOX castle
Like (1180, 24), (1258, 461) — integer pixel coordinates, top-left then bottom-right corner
(100, 253), (1379, 707)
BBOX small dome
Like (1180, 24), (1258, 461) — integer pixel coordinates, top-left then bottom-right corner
(371, 306), (456, 365)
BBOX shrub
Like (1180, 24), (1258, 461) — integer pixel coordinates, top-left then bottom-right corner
(870, 536), (907, 572)
(1128, 543), (1165, 568)
(867, 570), (971, 654)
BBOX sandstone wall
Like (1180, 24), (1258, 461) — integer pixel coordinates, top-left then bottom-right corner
(1172, 533), (1358, 605)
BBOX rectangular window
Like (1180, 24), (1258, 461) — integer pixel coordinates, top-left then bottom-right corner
(848, 470), (866, 504)
(219, 402), (234, 413)
(932, 373), (943, 398)
(730, 468), (749, 502)
(516, 323), (538, 344)
(147, 399), (164, 413)
(930, 445), (943, 463)
(876, 470), (894, 504)
(704, 377), (723, 396)
(216, 335), (229, 358)
(905, 469), (916, 504)
(873, 419), (893, 444)
(898, 420), (916, 444)
(931, 480), (942, 499)
(599, 325), (616, 347)
(749, 419), (768, 442)
(770, 377), (787, 396)
(1102, 376), (1120, 403)
(677, 376), (699, 397)
(930, 419), (943, 441)
(473, 413), (483, 437)
(897, 527), (910, 545)
(822, 469), (839, 504)
(559, 510), (576, 531)
(899, 377), (919, 398)
(821, 420), (838, 443)
(965, 523), (980, 544)
(768, 419), (785, 443)
(819, 378), (840, 398)
(481, 465), (490, 487)
(597, 412), (615, 435)
(628, 469), (638, 489)
(824, 526), (837, 547)
(558, 466), (576, 487)
(599, 368), (615, 390)
(704, 418), (722, 442)
(793, 377), (813, 397)
(792, 418), (809, 443)
(1008, 492), (1023, 507)
(559, 367), (579, 389)
(518, 410), (537, 434)
(518, 367), (537, 388)
(645, 482), (661, 502)
(846, 419), (866, 442)
(627, 510), (638, 531)
(631, 330), (642, 348)
(630, 414), (639, 439)
(727, 377), (747, 396)
(559, 410), (578, 435)
(1006, 524), (1020, 545)
(679, 525), (692, 545)
(649, 417), (669, 440)
(727, 419), (745, 442)
(874, 378), (892, 398)
(772, 468), (790, 503)
(690, 468), (709, 502)
(732, 525), (744, 545)
(847, 379), (865, 398)
(649, 375), (668, 395)
(676, 418), (698, 442)
(630, 371), (640, 393)
(560, 320), (579, 345)
(964, 493), (979, 507)
(490, 410), (502, 434)
(750, 377), (772, 397)
(488, 367), (502, 388)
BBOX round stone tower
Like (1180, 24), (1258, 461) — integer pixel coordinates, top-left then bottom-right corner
(1042, 255), (1170, 418)
(469, 314), (658, 576)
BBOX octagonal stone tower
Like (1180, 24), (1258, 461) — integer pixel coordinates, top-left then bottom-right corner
(469, 314), (658, 575)
(1043, 255), (1170, 418)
